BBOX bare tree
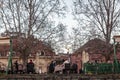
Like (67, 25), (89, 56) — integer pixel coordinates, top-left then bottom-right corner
(73, 0), (120, 43)
(0, 0), (66, 64)
(0, 0), (66, 35)
(69, 27), (83, 52)
(73, 0), (120, 61)
(41, 23), (67, 53)
(69, 24), (100, 52)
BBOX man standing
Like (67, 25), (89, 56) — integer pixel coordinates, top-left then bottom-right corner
(49, 61), (55, 73)
(27, 60), (34, 74)
(14, 60), (18, 74)
(71, 61), (78, 73)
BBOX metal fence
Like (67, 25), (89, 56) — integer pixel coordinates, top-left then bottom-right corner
(84, 63), (120, 74)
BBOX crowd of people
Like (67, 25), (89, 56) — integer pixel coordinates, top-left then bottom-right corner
(8, 59), (35, 74)
(0, 59), (80, 74)
(48, 59), (78, 74)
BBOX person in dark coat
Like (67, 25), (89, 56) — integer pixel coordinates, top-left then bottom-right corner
(27, 60), (34, 74)
(14, 60), (19, 74)
(49, 61), (55, 73)
(71, 62), (78, 74)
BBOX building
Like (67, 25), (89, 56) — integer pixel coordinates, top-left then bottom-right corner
(0, 36), (56, 73)
(71, 38), (116, 71)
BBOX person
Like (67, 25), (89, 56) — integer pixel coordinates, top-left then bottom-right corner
(18, 64), (23, 74)
(14, 60), (19, 74)
(27, 60), (34, 74)
(71, 62), (78, 74)
(49, 61), (55, 73)
(62, 59), (70, 74)
(54, 63), (64, 74)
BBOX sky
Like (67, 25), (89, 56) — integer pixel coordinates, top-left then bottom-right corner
(62, 0), (78, 32)
(48, 0), (78, 53)
(56, 0), (78, 53)
(54, 0), (78, 33)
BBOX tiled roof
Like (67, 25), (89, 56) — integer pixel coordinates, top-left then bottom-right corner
(73, 38), (112, 54)
(0, 37), (55, 56)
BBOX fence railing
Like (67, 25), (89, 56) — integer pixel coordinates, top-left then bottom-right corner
(0, 74), (120, 80)
(84, 63), (120, 74)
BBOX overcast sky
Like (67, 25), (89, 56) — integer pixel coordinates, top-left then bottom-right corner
(62, 0), (78, 32)
(54, 0), (78, 34)
(55, 0), (78, 53)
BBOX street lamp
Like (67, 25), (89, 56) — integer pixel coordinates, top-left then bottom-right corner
(113, 35), (120, 73)
(4, 36), (13, 75)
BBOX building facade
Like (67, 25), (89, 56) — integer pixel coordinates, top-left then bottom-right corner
(71, 38), (120, 72)
(0, 36), (56, 73)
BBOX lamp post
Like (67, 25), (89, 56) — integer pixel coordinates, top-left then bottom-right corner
(6, 36), (13, 74)
(113, 35), (120, 73)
